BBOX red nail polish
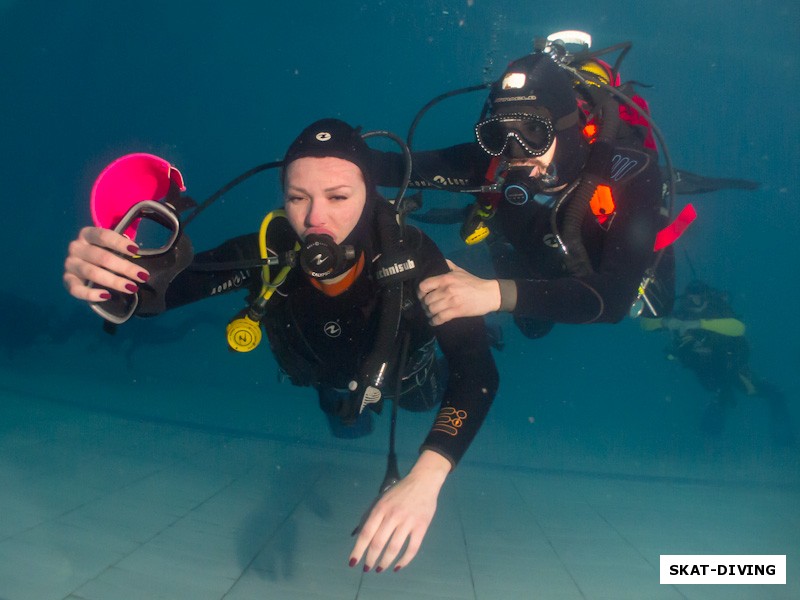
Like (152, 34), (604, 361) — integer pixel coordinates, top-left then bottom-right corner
(99, 292), (111, 300)
(375, 566), (383, 573)
(363, 565), (371, 573)
(125, 283), (139, 293)
(348, 558), (357, 568)
(393, 565), (402, 572)
(138, 271), (150, 282)
(127, 245), (139, 254)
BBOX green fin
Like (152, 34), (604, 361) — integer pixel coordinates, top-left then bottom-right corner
(700, 318), (746, 336)
(639, 317), (663, 331)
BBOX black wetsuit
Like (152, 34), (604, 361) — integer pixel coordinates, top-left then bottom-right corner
(161, 210), (499, 467)
(668, 290), (748, 398)
(371, 137), (667, 337)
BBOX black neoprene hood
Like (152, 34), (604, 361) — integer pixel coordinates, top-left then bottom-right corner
(489, 53), (579, 127)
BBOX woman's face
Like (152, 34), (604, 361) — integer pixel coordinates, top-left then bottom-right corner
(284, 156), (367, 243)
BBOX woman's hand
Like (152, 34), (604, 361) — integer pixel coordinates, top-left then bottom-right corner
(417, 259), (501, 325)
(349, 450), (451, 572)
(63, 226), (149, 302)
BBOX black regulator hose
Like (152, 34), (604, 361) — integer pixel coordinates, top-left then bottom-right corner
(552, 80), (621, 277)
(362, 129), (413, 222)
(182, 160), (283, 227)
(556, 175), (597, 277)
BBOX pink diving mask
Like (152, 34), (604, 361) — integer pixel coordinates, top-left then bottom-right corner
(90, 153), (185, 240)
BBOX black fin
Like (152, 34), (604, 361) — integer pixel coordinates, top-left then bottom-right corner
(667, 167), (760, 195)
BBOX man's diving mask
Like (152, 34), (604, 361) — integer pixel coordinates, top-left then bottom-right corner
(475, 113), (555, 158)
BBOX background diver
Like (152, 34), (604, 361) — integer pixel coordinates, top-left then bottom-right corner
(63, 119), (499, 573)
(644, 279), (795, 445)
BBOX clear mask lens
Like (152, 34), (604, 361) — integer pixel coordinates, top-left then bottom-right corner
(90, 201), (181, 324)
(475, 114), (555, 157)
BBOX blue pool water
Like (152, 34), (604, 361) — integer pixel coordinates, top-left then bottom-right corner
(0, 1), (797, 598)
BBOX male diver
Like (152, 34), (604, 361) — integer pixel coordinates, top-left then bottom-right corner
(371, 33), (755, 339)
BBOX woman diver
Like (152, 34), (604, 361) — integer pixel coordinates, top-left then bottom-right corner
(63, 118), (499, 573)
